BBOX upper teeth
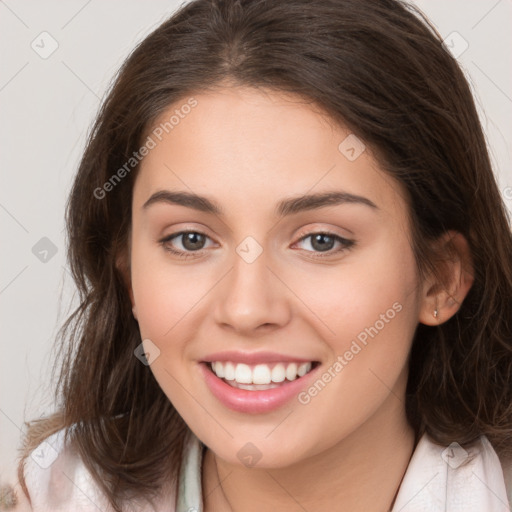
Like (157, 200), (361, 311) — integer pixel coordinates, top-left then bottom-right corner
(210, 361), (313, 385)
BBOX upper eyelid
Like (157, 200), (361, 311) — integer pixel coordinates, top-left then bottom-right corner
(161, 231), (353, 263)
(161, 231), (215, 246)
(292, 232), (354, 252)
(294, 227), (352, 241)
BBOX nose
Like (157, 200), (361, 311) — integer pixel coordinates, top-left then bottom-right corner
(213, 248), (292, 335)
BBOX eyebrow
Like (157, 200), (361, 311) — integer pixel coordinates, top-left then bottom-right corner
(142, 190), (378, 216)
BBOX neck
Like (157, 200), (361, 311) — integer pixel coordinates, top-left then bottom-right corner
(202, 390), (416, 512)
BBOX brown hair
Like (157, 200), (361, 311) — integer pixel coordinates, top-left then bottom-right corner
(17, 0), (512, 509)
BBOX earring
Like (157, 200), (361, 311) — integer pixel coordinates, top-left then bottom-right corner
(433, 309), (438, 319)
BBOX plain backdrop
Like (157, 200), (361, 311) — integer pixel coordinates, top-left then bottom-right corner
(1, 0), (511, 488)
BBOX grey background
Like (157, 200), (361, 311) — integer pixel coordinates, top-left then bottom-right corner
(1, 0), (511, 487)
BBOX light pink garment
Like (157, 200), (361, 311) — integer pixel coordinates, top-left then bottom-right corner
(22, 428), (178, 511)
(391, 435), (511, 511)
(20, 427), (512, 511)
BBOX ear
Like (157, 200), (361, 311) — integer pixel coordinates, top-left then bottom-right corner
(418, 231), (474, 326)
(115, 250), (137, 320)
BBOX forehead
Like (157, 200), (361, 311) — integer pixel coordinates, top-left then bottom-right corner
(133, 86), (407, 219)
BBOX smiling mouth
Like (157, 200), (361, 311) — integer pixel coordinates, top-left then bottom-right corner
(206, 360), (320, 390)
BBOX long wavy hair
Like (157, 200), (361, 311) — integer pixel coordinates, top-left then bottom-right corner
(17, 0), (512, 510)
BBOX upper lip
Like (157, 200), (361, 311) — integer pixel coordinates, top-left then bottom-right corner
(202, 351), (318, 365)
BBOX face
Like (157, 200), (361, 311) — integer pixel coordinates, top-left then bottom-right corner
(128, 86), (424, 467)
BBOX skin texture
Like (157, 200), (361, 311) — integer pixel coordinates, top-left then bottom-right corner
(126, 86), (473, 511)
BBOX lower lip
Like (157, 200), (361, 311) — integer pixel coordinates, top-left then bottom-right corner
(199, 362), (320, 414)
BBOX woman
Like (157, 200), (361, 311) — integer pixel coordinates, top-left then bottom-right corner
(14, 0), (512, 510)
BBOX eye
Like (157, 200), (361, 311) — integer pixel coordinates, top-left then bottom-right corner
(159, 231), (214, 258)
(293, 232), (355, 258)
(159, 230), (355, 260)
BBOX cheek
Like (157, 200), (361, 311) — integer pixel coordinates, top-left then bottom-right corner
(294, 237), (419, 353)
(291, 287), (418, 455)
(130, 238), (213, 341)
(129, 241), (207, 408)
(292, 241), (419, 405)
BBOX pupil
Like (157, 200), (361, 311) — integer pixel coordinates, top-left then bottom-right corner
(312, 234), (334, 252)
(183, 232), (204, 250)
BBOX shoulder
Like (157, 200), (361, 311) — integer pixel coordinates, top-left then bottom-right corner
(393, 433), (512, 511)
(22, 426), (116, 511)
(21, 425), (183, 511)
(449, 436), (512, 509)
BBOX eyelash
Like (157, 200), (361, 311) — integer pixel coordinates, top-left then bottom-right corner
(159, 230), (356, 260)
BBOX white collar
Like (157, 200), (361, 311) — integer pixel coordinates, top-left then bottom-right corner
(176, 432), (511, 512)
